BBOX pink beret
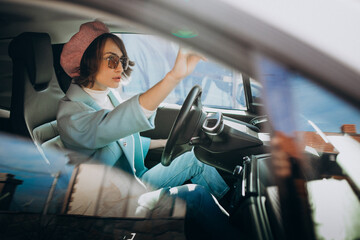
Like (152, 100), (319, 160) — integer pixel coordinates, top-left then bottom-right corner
(60, 20), (109, 78)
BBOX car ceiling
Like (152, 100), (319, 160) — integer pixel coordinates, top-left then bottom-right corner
(0, 0), (142, 44)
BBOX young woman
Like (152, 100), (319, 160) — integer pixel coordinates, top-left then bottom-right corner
(57, 21), (229, 200)
(57, 20), (243, 240)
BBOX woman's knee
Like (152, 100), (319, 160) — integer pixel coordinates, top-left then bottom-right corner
(186, 152), (205, 169)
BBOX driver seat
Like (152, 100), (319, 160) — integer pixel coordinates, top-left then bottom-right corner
(8, 32), (65, 148)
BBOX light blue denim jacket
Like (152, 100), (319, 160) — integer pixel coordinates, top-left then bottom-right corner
(57, 83), (156, 177)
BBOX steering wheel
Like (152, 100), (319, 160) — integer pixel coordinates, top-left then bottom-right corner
(161, 85), (203, 166)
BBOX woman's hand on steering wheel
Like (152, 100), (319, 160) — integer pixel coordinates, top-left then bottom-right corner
(161, 85), (204, 166)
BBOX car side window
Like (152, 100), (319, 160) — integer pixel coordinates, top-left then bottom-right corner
(117, 34), (259, 110)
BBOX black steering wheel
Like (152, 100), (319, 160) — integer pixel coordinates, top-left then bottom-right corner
(161, 85), (203, 166)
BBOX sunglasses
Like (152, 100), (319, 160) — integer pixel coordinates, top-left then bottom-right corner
(103, 54), (129, 70)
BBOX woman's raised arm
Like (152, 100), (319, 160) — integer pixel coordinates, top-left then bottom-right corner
(139, 49), (205, 111)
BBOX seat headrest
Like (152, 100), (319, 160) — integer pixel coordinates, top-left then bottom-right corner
(9, 32), (53, 88)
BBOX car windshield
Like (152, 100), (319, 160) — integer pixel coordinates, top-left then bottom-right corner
(117, 34), (250, 110)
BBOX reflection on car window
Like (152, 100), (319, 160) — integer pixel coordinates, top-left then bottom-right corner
(117, 34), (254, 110)
(290, 75), (360, 133)
(257, 56), (360, 240)
(0, 135), (73, 213)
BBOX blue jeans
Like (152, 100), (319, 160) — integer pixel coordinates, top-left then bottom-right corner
(141, 150), (229, 199)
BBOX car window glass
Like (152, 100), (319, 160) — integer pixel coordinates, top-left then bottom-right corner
(116, 34), (254, 110)
(257, 56), (360, 239)
(0, 135), (73, 213)
(236, 77), (263, 107)
(250, 78), (262, 104)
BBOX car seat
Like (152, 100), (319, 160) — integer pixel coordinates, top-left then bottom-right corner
(8, 32), (65, 148)
(52, 43), (72, 94)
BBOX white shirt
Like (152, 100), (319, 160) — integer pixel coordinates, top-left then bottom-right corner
(83, 87), (155, 118)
